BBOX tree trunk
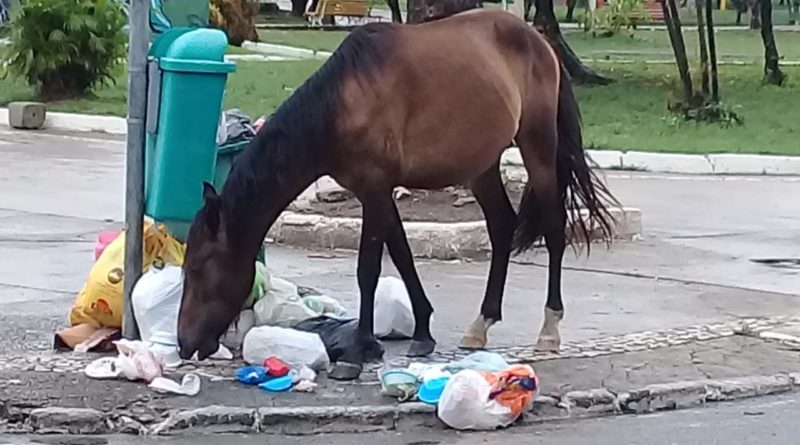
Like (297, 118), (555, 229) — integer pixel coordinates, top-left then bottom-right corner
(750, 0), (761, 29)
(760, 0), (785, 84)
(291, 0), (306, 16)
(387, 0), (404, 22)
(662, 0), (694, 103)
(533, 0), (613, 84)
(706, 0), (720, 101)
(566, 0), (577, 21)
(695, 0), (710, 96)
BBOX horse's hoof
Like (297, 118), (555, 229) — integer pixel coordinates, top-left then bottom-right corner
(406, 339), (436, 358)
(458, 335), (487, 350)
(328, 362), (363, 381)
(534, 336), (561, 353)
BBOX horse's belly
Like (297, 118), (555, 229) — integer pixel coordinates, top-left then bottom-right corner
(398, 137), (513, 189)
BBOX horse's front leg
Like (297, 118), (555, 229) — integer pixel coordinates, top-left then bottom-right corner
(383, 199), (436, 357)
(328, 191), (388, 381)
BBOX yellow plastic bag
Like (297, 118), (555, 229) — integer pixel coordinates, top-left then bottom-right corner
(69, 222), (186, 328)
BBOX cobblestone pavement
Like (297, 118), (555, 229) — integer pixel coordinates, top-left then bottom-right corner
(0, 315), (795, 376)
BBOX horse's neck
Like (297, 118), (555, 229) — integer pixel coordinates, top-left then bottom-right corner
(227, 144), (319, 257)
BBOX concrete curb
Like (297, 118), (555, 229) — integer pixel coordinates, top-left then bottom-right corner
(2, 111), (798, 176)
(242, 41), (332, 60)
(0, 108), (127, 135)
(268, 207), (643, 260)
(501, 147), (800, 177)
(12, 373), (800, 436)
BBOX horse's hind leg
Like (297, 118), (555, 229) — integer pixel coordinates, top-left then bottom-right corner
(459, 163), (516, 350)
(384, 200), (436, 357)
(516, 111), (567, 353)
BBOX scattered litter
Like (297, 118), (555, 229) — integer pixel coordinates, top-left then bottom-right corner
(294, 316), (384, 364)
(242, 325), (330, 371)
(264, 356), (290, 377)
(70, 222), (184, 328)
(132, 264), (184, 367)
(54, 324), (119, 353)
(94, 230), (121, 261)
(115, 340), (165, 383)
(291, 365), (317, 384)
(84, 357), (121, 380)
(303, 294), (348, 318)
(293, 380), (318, 393)
(379, 369), (419, 402)
(374, 276), (415, 340)
(418, 376), (450, 406)
(438, 365), (539, 431)
(216, 108), (257, 146)
(254, 277), (318, 327)
(149, 373), (201, 396)
(445, 351), (510, 374)
(393, 186), (412, 201)
(407, 363), (451, 383)
(253, 115), (268, 132)
(259, 375), (295, 392)
(236, 366), (269, 385)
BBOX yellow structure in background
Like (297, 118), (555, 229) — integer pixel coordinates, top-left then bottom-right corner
(721, 0), (727, 10)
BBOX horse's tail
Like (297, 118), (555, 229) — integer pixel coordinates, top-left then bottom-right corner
(552, 64), (618, 252)
(511, 64), (618, 254)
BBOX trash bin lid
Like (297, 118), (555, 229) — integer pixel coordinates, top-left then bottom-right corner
(159, 57), (236, 74)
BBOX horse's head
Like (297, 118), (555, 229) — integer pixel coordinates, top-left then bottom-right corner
(178, 182), (255, 360)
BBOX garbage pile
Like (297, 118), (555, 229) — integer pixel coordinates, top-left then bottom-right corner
(57, 223), (417, 396)
(378, 351), (539, 431)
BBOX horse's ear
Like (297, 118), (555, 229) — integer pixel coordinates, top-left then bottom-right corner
(201, 181), (220, 235)
(202, 181), (218, 204)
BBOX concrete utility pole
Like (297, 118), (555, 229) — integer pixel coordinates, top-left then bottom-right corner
(123, 0), (150, 340)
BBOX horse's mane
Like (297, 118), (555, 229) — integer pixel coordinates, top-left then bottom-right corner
(214, 24), (396, 231)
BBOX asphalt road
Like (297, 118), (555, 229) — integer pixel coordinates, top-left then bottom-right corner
(2, 392), (798, 445)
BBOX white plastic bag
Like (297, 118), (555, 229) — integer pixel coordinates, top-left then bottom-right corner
(374, 276), (415, 339)
(132, 265), (183, 349)
(131, 265), (231, 366)
(253, 277), (318, 327)
(114, 340), (165, 383)
(303, 294), (348, 318)
(242, 325), (330, 371)
(437, 370), (518, 431)
(220, 309), (256, 350)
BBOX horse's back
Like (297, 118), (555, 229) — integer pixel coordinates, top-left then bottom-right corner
(332, 10), (560, 189)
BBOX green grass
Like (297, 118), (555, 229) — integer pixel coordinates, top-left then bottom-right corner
(257, 29), (349, 52)
(579, 64), (800, 155)
(566, 29), (800, 62)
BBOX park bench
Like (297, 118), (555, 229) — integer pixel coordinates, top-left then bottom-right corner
(632, 0), (666, 22)
(305, 0), (373, 26)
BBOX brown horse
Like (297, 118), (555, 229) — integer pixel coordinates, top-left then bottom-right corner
(178, 9), (616, 380)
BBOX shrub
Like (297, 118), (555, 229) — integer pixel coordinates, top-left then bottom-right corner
(583, 0), (646, 38)
(0, 0), (127, 101)
(209, 0), (258, 47)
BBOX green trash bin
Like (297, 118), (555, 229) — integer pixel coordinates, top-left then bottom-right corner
(144, 27), (236, 241)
